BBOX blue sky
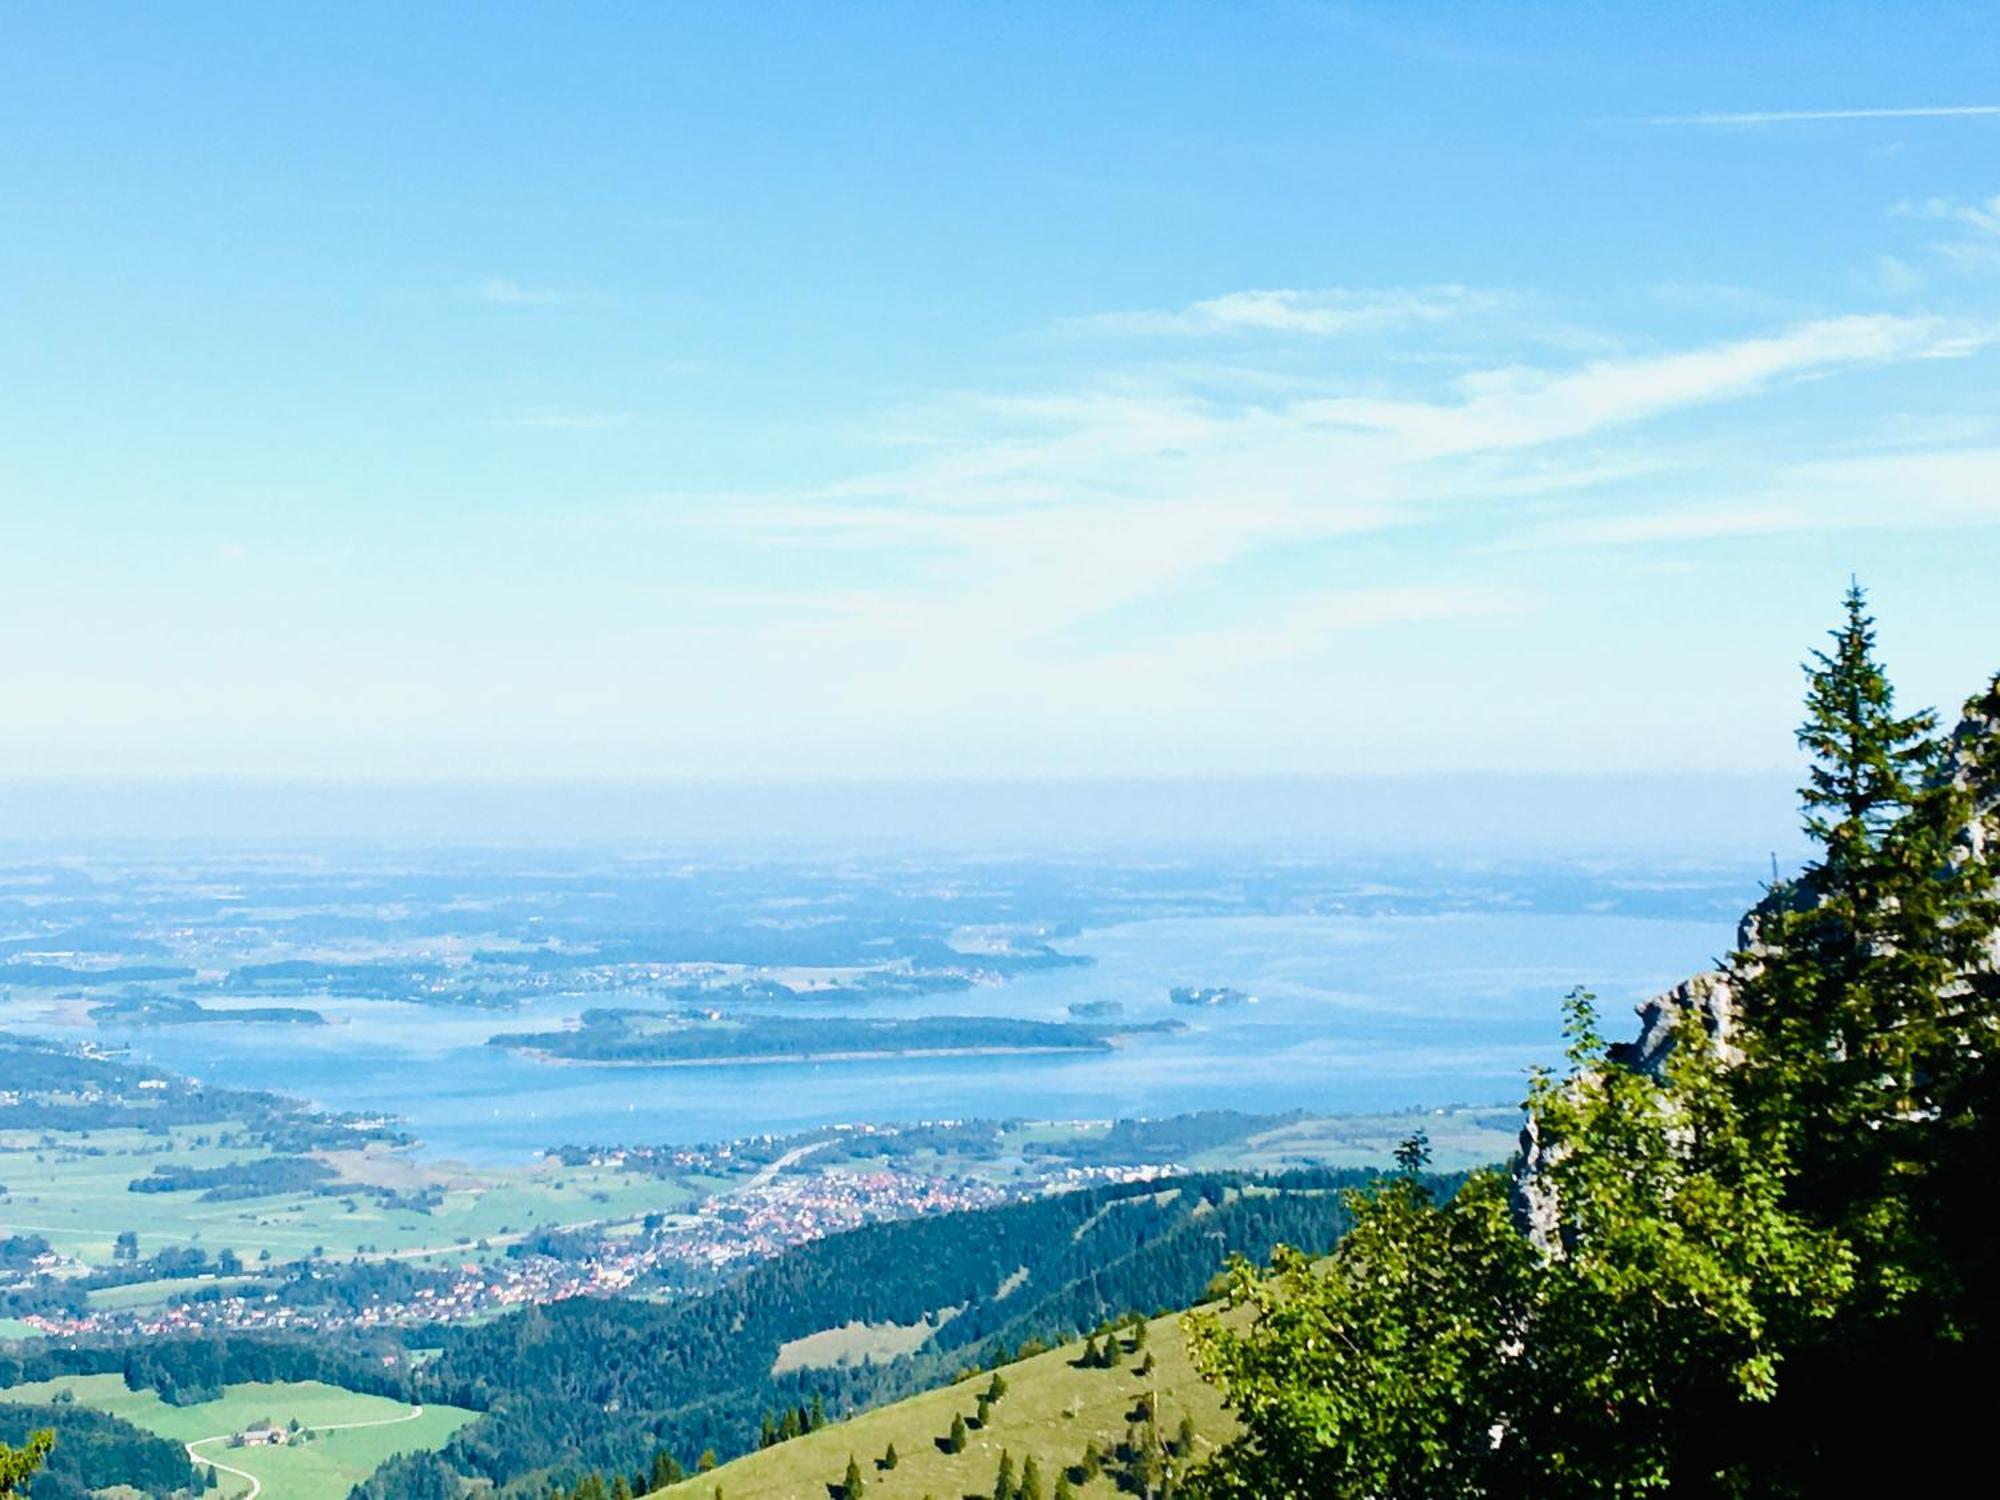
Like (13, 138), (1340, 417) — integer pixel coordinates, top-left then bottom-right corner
(4, 2), (1999, 787)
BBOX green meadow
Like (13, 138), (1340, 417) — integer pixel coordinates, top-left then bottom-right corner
(0, 1373), (476, 1500)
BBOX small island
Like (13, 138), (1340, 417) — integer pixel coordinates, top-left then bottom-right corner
(1067, 1000), (1125, 1018)
(1168, 986), (1257, 1008)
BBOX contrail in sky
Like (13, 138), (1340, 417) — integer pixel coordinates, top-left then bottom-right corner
(1650, 104), (2000, 125)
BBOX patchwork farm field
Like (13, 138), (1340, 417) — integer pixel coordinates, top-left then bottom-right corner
(0, 1373), (476, 1499)
(0, 1121), (713, 1297)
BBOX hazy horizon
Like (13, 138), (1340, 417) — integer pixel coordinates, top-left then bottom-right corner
(0, 769), (1805, 858)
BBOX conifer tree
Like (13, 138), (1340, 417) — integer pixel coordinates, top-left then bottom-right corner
(948, 1413), (968, 1453)
(1053, 1474), (1075, 1500)
(1018, 1453), (1044, 1500)
(993, 1450), (1015, 1500)
(842, 1454), (864, 1500)
(611, 1477), (633, 1500)
(811, 1393), (827, 1430)
(649, 1450), (683, 1490)
(1729, 612), (2000, 1486)
(882, 1442), (898, 1470)
(1737, 583), (1995, 1300)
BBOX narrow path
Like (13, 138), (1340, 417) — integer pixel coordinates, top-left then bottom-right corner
(184, 1403), (425, 1498)
(183, 1439), (262, 1500)
(311, 1402), (425, 1433)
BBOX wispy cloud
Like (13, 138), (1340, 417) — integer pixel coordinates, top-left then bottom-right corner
(490, 294), (1996, 748)
(471, 276), (578, 306)
(1892, 194), (2000, 271)
(1091, 585), (1529, 680)
(1649, 105), (2000, 126)
(1501, 506), (1811, 551)
(663, 310), (1993, 672)
(1075, 285), (1499, 337)
(1501, 447), (2000, 551)
(1896, 194), (2000, 235)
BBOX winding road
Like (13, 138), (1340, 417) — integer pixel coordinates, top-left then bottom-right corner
(184, 1402), (426, 1500)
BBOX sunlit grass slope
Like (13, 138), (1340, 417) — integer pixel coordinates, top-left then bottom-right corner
(664, 1310), (1233, 1500)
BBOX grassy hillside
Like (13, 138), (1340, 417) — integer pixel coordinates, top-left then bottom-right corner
(0, 1373), (476, 1500)
(423, 1166), (1366, 1487)
(663, 1310), (1232, 1500)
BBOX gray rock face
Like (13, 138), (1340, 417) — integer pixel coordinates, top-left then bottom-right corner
(1608, 968), (1743, 1077)
(1509, 1110), (1563, 1249)
(1510, 675), (2000, 1248)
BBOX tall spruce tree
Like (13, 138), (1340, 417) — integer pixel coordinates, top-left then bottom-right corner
(1736, 583), (1985, 1288)
(1733, 628), (2000, 1487)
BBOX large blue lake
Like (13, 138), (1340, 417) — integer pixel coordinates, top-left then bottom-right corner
(101, 909), (1725, 1160)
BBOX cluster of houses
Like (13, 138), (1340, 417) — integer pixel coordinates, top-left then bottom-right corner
(21, 1145), (1196, 1343)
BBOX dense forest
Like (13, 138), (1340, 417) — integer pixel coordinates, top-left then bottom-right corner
(0, 1403), (192, 1499)
(0, 1334), (409, 1409)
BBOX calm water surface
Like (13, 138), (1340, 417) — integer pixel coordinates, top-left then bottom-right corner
(94, 911), (1722, 1160)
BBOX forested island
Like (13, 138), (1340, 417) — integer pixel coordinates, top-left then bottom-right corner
(88, 995), (326, 1027)
(487, 1011), (1182, 1066)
